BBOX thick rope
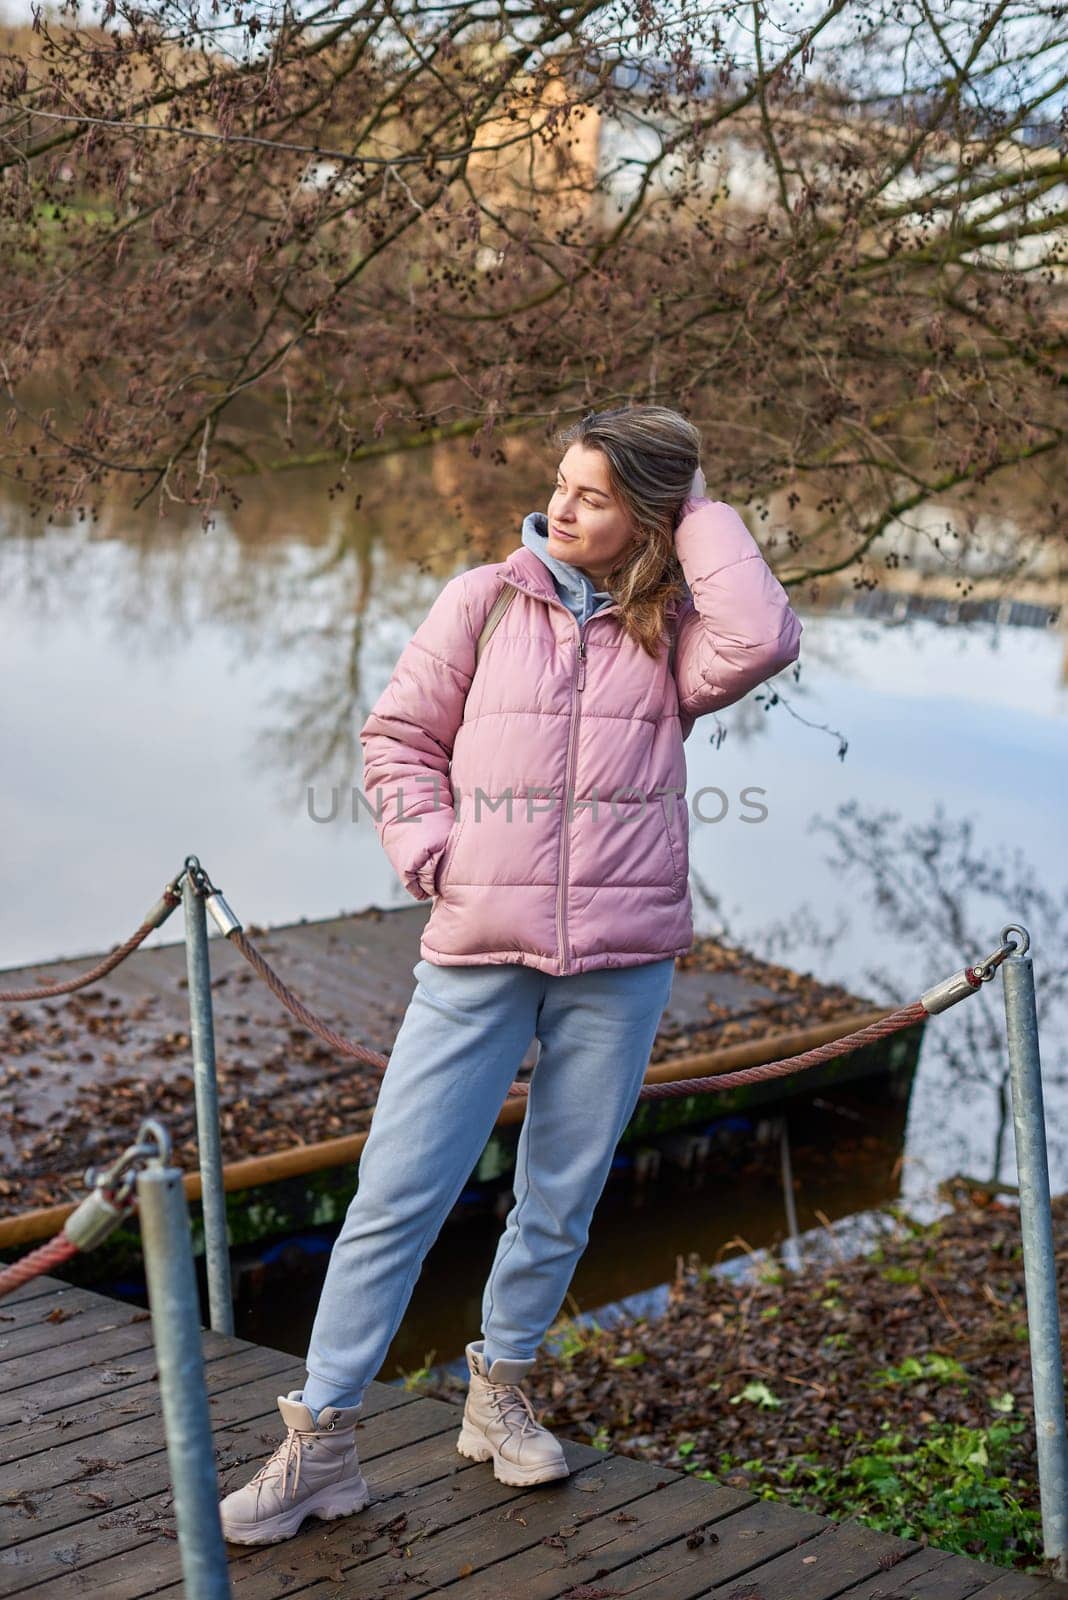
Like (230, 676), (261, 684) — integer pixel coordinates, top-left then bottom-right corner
(0, 867), (929, 1102)
(229, 929), (389, 1071)
(228, 927), (925, 1102)
(0, 1231), (79, 1297)
(508, 999), (929, 1101)
(0, 890), (182, 1003)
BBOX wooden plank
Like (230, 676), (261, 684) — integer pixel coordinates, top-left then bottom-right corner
(1, 1370), (449, 1546)
(0, 1284), (110, 1331)
(0, 1324), (256, 1420)
(526, 1494), (826, 1600)
(0, 1276), (81, 1311)
(0, 1295), (153, 1365)
(60, 1445), (640, 1600)
(148, 1447), (661, 1600)
(0, 1335), (169, 1424)
(0, 1318), (160, 1395)
(735, 1523), (1068, 1600)
(419, 1470), (758, 1600)
(0, 1479), (178, 1598)
(0, 1392), (529, 1597)
(10, 1397), (507, 1599)
(967, 1573), (1068, 1597)
(2, 1368), (300, 1542)
(834, 1547), (995, 1597)
(5, 1281), (1064, 1600)
(0, 1343), (296, 1466)
(0, 1381), (476, 1596)
(692, 1515), (920, 1598)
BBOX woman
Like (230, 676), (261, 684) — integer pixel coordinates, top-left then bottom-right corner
(218, 404), (803, 1545)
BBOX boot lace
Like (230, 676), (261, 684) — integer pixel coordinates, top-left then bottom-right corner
(246, 1425), (316, 1504)
(487, 1382), (542, 1438)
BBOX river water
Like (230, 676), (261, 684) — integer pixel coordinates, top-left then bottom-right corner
(1, 462), (1064, 1366)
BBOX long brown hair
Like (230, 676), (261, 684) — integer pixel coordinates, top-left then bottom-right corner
(553, 405), (702, 658)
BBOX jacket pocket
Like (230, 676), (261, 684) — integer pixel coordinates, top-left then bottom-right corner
(661, 792), (688, 899)
(434, 808), (467, 895)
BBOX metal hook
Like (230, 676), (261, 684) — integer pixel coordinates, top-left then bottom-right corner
(969, 924), (1031, 983)
(137, 1117), (173, 1167)
(180, 855), (220, 897)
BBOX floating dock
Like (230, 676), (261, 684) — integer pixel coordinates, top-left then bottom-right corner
(0, 903), (924, 1265)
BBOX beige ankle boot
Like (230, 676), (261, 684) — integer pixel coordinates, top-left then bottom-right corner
(218, 1391), (370, 1545)
(456, 1341), (570, 1487)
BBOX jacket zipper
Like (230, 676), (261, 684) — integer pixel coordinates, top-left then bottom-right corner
(502, 576), (603, 974)
(556, 628), (587, 973)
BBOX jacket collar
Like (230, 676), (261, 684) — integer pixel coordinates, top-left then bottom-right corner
(499, 541), (560, 600)
(519, 511), (615, 616)
(500, 538), (622, 615)
(499, 519), (691, 623)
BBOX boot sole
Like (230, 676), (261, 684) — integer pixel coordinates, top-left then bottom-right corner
(456, 1424), (570, 1487)
(220, 1476), (371, 1546)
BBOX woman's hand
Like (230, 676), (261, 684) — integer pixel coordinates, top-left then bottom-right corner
(674, 465), (708, 531)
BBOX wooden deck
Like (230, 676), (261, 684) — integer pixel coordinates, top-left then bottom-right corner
(2, 1275), (1065, 1599)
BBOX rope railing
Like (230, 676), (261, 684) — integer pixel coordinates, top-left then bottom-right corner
(224, 920), (929, 1098)
(222, 917), (1013, 1100)
(619, 999), (929, 1099)
(0, 856), (1061, 1575)
(0, 853), (1016, 1106)
(227, 926), (389, 1072)
(202, 857), (1017, 1100)
(0, 857), (1029, 1281)
(0, 887), (182, 1002)
(0, 853), (1026, 1194)
(0, 853), (1026, 1195)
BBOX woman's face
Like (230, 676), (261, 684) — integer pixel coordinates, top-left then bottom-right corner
(546, 443), (637, 583)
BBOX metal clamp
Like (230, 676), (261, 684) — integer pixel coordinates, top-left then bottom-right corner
(182, 854), (221, 896)
(146, 889), (184, 930)
(969, 924), (1030, 983)
(205, 892), (242, 937)
(180, 856), (242, 937)
(923, 924), (1031, 1013)
(69, 1120), (173, 1250)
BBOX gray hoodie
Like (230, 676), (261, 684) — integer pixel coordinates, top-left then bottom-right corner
(520, 512), (615, 626)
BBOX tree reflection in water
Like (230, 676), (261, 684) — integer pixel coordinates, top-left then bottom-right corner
(690, 799), (1068, 1200)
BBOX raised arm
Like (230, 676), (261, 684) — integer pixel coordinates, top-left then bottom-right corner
(360, 572), (476, 901)
(672, 497), (803, 738)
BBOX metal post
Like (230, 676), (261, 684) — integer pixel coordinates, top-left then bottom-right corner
(182, 872), (234, 1335)
(137, 1155), (233, 1599)
(779, 1116), (804, 1272)
(1002, 930), (1068, 1579)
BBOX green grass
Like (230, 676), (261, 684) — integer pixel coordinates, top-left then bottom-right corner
(723, 1416), (1041, 1564)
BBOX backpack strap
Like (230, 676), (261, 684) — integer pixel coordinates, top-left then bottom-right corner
(475, 581), (518, 668)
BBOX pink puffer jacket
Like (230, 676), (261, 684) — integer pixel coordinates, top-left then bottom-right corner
(360, 495), (803, 974)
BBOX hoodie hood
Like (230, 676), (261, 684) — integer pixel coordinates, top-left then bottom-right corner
(520, 512), (615, 626)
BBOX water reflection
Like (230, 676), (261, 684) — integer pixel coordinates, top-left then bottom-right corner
(702, 799), (1068, 1212)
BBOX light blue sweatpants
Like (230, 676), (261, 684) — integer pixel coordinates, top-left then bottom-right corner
(301, 955), (675, 1415)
